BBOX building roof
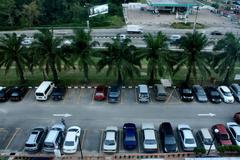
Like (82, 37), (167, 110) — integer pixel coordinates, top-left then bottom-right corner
(147, 0), (198, 7)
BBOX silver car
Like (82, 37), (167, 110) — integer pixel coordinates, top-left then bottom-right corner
(192, 85), (208, 102)
(229, 84), (240, 102)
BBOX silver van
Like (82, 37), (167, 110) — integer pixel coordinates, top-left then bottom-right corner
(154, 84), (167, 101)
(137, 84), (150, 103)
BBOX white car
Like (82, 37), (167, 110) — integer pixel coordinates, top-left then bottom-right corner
(103, 126), (118, 153)
(217, 86), (234, 103)
(142, 123), (158, 152)
(197, 128), (216, 151)
(178, 124), (197, 151)
(63, 126), (81, 154)
(227, 122), (240, 146)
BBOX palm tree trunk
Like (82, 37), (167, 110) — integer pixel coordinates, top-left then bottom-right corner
(49, 59), (59, 84)
(15, 59), (25, 83)
(223, 67), (230, 84)
(117, 70), (122, 85)
(185, 65), (192, 84)
(149, 69), (155, 85)
(83, 62), (89, 83)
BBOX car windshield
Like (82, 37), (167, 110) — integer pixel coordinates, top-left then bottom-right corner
(145, 139), (156, 145)
(44, 143), (54, 147)
(220, 134), (229, 140)
(237, 135), (240, 142)
(96, 93), (103, 96)
(125, 135), (136, 141)
(223, 91), (232, 96)
(11, 92), (19, 96)
(204, 138), (212, 145)
(165, 136), (176, 145)
(109, 92), (119, 97)
(64, 141), (74, 146)
(104, 140), (115, 146)
(183, 89), (192, 94)
(139, 93), (148, 98)
(25, 143), (36, 147)
(68, 128), (78, 132)
(185, 138), (195, 144)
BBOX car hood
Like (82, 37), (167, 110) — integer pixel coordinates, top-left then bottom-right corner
(165, 144), (177, 152)
(220, 139), (232, 145)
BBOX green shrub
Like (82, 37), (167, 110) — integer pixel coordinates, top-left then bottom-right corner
(194, 147), (206, 155)
(217, 145), (240, 153)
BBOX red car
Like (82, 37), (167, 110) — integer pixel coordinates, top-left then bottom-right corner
(234, 112), (240, 124)
(94, 86), (107, 101)
(212, 124), (232, 146)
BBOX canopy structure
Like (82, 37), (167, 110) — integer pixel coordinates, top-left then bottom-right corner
(146, 0), (198, 7)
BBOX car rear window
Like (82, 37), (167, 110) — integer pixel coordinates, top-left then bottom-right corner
(44, 143), (54, 148)
(185, 138), (194, 144)
(64, 141), (74, 146)
(145, 139), (156, 145)
(25, 143), (36, 147)
(36, 92), (44, 96)
(220, 134), (229, 140)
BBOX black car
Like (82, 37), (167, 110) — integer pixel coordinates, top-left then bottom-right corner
(108, 85), (121, 103)
(51, 87), (66, 101)
(205, 87), (222, 103)
(0, 87), (12, 102)
(123, 123), (137, 150)
(25, 126), (48, 152)
(159, 122), (178, 153)
(179, 86), (194, 102)
(211, 31), (223, 36)
(10, 86), (28, 101)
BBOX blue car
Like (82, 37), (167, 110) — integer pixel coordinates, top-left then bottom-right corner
(108, 86), (121, 103)
(123, 123), (137, 150)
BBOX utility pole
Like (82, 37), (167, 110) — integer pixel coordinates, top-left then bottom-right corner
(193, 6), (199, 33)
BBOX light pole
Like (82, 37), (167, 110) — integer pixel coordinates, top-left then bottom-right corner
(207, 128), (219, 155)
(193, 6), (199, 33)
(79, 138), (83, 159)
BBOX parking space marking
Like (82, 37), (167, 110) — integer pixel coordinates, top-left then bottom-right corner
(81, 129), (87, 149)
(166, 88), (175, 103)
(5, 128), (21, 150)
(91, 89), (95, 104)
(120, 89), (123, 104)
(134, 88), (138, 104)
(99, 129), (104, 153)
(76, 89), (82, 104)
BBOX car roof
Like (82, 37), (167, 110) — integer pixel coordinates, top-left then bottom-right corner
(65, 131), (77, 142)
(144, 129), (155, 139)
(182, 129), (194, 138)
(109, 86), (120, 92)
(219, 86), (230, 92)
(26, 131), (40, 144)
(161, 122), (173, 135)
(36, 81), (53, 93)
(52, 123), (65, 131)
(138, 84), (148, 93)
(142, 123), (155, 130)
(106, 131), (116, 140)
(178, 124), (191, 130)
(123, 123), (136, 129)
(214, 124), (228, 134)
(200, 128), (212, 139)
(45, 130), (59, 142)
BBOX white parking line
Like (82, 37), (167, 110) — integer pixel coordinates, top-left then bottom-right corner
(5, 128), (21, 150)
(99, 129), (104, 153)
(81, 129), (87, 149)
(76, 89), (82, 104)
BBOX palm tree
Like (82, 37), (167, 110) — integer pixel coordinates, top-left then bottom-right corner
(213, 32), (240, 84)
(97, 36), (141, 84)
(174, 31), (211, 84)
(31, 29), (71, 83)
(140, 32), (171, 84)
(0, 33), (28, 83)
(71, 29), (99, 83)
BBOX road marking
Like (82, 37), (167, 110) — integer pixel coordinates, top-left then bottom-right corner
(0, 128), (7, 132)
(120, 89), (123, 104)
(76, 88), (82, 104)
(91, 89), (95, 104)
(52, 113), (72, 117)
(5, 128), (21, 150)
(81, 129), (87, 149)
(165, 88), (175, 103)
(99, 129), (104, 153)
(198, 113), (216, 117)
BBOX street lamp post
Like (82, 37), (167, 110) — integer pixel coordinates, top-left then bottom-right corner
(193, 6), (199, 33)
(207, 128), (219, 155)
(79, 138), (83, 159)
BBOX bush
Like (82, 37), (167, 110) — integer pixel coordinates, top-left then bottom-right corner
(194, 147), (206, 155)
(217, 145), (240, 153)
(171, 22), (205, 29)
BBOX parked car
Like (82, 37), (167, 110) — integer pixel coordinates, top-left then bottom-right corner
(10, 86), (28, 101)
(43, 120), (66, 152)
(234, 112), (240, 124)
(63, 126), (81, 154)
(94, 85), (107, 101)
(52, 87), (66, 101)
(212, 124), (232, 146)
(25, 127), (48, 152)
(137, 84), (150, 103)
(197, 128), (216, 151)
(159, 122), (178, 153)
(142, 123), (158, 152)
(169, 34), (181, 45)
(103, 126), (118, 153)
(217, 86), (234, 103)
(226, 122), (240, 146)
(108, 86), (121, 103)
(192, 85), (208, 102)
(229, 84), (240, 102)
(211, 31), (223, 36)
(153, 84), (167, 101)
(205, 87), (222, 103)
(0, 86), (11, 102)
(177, 124), (197, 151)
(178, 86), (194, 102)
(123, 123), (137, 150)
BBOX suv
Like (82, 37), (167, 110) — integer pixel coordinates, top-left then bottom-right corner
(137, 84), (150, 103)
(123, 123), (137, 150)
(177, 124), (197, 151)
(25, 127), (48, 152)
(142, 123), (158, 152)
(159, 122), (177, 153)
(10, 86), (28, 101)
(153, 84), (167, 101)
(226, 122), (240, 146)
(229, 84), (240, 102)
(0, 87), (11, 102)
(43, 120), (66, 152)
(197, 128), (216, 151)
(212, 124), (232, 146)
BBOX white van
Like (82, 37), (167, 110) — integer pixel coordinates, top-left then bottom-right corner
(35, 81), (55, 101)
(137, 84), (150, 103)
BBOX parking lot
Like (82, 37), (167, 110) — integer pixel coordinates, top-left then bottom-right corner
(0, 87), (239, 154)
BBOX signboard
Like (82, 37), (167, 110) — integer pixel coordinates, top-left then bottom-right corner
(89, 4), (109, 17)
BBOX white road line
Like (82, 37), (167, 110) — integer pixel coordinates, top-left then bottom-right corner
(5, 128), (21, 150)
(99, 129), (104, 153)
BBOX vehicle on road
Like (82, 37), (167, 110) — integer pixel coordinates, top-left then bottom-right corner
(169, 34), (181, 45)
(178, 86), (194, 102)
(127, 25), (143, 34)
(226, 122), (240, 146)
(217, 86), (234, 103)
(10, 86), (28, 101)
(229, 84), (240, 102)
(159, 122), (178, 153)
(25, 127), (48, 152)
(142, 123), (158, 152)
(197, 128), (216, 151)
(52, 87), (66, 101)
(63, 126), (81, 154)
(94, 85), (107, 101)
(205, 87), (222, 103)
(192, 85), (208, 102)
(43, 120), (66, 152)
(35, 81), (55, 101)
(108, 86), (121, 103)
(153, 84), (167, 101)
(177, 124), (197, 151)
(211, 31), (223, 36)
(103, 126), (118, 153)
(234, 112), (240, 124)
(123, 123), (137, 150)
(212, 124), (232, 146)
(114, 34), (126, 42)
(137, 84), (150, 103)
(0, 86), (11, 102)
